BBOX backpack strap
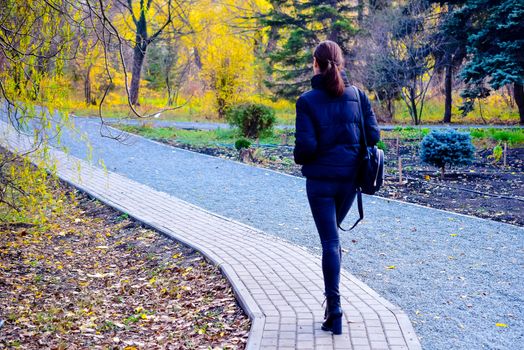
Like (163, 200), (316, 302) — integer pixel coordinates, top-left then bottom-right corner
(353, 86), (368, 148)
(338, 190), (363, 232)
(338, 86), (366, 232)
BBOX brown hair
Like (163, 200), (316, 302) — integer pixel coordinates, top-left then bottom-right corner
(313, 40), (345, 97)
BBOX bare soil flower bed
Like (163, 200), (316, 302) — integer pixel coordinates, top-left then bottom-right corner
(0, 182), (250, 349)
(165, 139), (523, 227)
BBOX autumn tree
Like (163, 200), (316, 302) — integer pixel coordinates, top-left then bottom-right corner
(392, 1), (439, 125)
(115, 0), (176, 105)
(70, 20), (106, 106)
(78, 0), (194, 120)
(355, 1), (398, 121)
(358, 1), (438, 125)
(191, 0), (263, 118)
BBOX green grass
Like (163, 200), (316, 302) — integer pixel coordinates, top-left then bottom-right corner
(175, 128), (238, 145)
(117, 123), (524, 149)
(382, 126), (431, 140)
(115, 124), (295, 147)
(468, 128), (524, 146)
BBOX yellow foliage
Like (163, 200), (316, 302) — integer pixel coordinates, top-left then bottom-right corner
(1, 149), (66, 227)
(185, 0), (267, 117)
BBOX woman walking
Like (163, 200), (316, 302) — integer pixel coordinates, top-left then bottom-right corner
(293, 40), (380, 334)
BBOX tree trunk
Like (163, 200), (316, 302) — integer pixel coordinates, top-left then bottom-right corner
(193, 47), (203, 70)
(370, 0), (390, 11)
(357, 0), (364, 25)
(130, 44), (146, 106)
(386, 97), (395, 121)
(328, 0), (340, 42)
(265, 1), (281, 54)
(85, 65), (92, 105)
(166, 73), (173, 106)
(129, 7), (148, 106)
(13, 63), (21, 95)
(410, 88), (419, 125)
(265, 26), (279, 54)
(443, 53), (452, 123)
(514, 82), (524, 125)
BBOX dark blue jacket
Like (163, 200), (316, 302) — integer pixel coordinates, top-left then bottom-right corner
(293, 72), (380, 179)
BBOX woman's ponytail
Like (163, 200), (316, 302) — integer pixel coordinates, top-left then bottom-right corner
(313, 41), (345, 97)
(325, 60), (345, 97)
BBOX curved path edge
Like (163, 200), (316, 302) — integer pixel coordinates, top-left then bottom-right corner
(0, 120), (421, 350)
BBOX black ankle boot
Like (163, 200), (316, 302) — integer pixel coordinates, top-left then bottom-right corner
(321, 295), (343, 334)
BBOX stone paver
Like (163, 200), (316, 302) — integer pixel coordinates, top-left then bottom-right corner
(0, 120), (421, 349)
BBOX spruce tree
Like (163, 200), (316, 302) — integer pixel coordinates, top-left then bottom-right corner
(420, 130), (475, 179)
(262, 0), (357, 99)
(434, 0), (524, 124)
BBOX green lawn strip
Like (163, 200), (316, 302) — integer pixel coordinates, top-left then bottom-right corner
(115, 124), (294, 148)
(468, 128), (524, 146)
(114, 123), (523, 153)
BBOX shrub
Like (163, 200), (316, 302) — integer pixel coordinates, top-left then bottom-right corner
(234, 138), (251, 150)
(226, 103), (276, 139)
(419, 130), (475, 179)
(377, 140), (388, 152)
(489, 144), (503, 163)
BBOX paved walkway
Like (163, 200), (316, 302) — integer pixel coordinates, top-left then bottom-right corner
(1, 123), (421, 349)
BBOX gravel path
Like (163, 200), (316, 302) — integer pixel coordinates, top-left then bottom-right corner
(6, 114), (524, 349)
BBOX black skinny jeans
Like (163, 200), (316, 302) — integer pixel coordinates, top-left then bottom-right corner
(306, 178), (357, 298)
